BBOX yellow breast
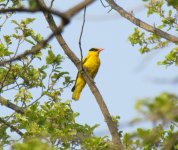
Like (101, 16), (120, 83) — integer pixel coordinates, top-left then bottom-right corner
(83, 52), (100, 78)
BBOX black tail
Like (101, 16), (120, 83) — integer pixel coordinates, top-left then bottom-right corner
(71, 86), (75, 92)
(71, 73), (78, 92)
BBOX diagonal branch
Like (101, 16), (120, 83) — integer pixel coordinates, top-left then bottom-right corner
(0, 117), (23, 136)
(106, 0), (178, 43)
(37, 0), (124, 149)
(0, 96), (24, 114)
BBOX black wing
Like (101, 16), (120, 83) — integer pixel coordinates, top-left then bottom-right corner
(71, 72), (78, 92)
(71, 56), (88, 92)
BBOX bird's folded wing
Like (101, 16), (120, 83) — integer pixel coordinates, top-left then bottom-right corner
(71, 55), (89, 92)
(71, 72), (79, 92)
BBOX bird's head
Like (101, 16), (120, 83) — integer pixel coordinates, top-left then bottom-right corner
(88, 48), (104, 55)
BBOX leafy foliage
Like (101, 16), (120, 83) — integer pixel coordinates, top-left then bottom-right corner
(0, 125), (10, 147)
(167, 0), (178, 10)
(135, 92), (178, 125)
(123, 125), (178, 150)
(128, 28), (169, 54)
(130, 0), (177, 66)
(123, 93), (178, 149)
(12, 138), (55, 150)
(158, 47), (178, 66)
(10, 101), (109, 149)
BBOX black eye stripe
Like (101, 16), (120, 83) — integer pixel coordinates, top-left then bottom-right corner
(89, 48), (98, 51)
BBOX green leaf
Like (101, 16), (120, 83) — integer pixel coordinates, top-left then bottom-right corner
(24, 38), (35, 45)
(0, 43), (13, 57)
(3, 35), (12, 45)
(21, 18), (35, 25)
(28, 0), (38, 9)
(46, 50), (63, 65)
(11, 20), (20, 26)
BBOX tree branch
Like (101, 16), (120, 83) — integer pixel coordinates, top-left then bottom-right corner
(106, 0), (178, 43)
(0, 96), (24, 114)
(0, 117), (23, 136)
(0, 8), (69, 24)
(37, 0), (124, 149)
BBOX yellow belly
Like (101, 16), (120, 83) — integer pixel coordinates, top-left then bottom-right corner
(83, 55), (100, 78)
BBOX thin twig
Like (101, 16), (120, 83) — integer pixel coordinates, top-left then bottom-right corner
(79, 6), (86, 62)
(50, 0), (55, 8)
(27, 88), (44, 107)
(0, 14), (9, 29)
(100, 0), (110, 7)
(0, 0), (10, 7)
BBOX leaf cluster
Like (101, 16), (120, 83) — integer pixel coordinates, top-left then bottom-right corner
(135, 92), (178, 124)
(10, 101), (109, 149)
(123, 93), (178, 150)
(129, 0), (177, 66)
(123, 125), (178, 150)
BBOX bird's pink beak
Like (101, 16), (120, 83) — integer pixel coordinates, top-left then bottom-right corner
(98, 48), (104, 52)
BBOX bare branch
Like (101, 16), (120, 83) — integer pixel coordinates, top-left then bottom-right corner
(78, 6), (86, 62)
(106, 0), (178, 43)
(37, 0), (124, 149)
(0, 117), (23, 136)
(0, 96), (24, 114)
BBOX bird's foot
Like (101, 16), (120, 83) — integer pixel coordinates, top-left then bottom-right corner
(91, 79), (96, 84)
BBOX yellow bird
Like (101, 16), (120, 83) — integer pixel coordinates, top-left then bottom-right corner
(71, 48), (104, 100)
